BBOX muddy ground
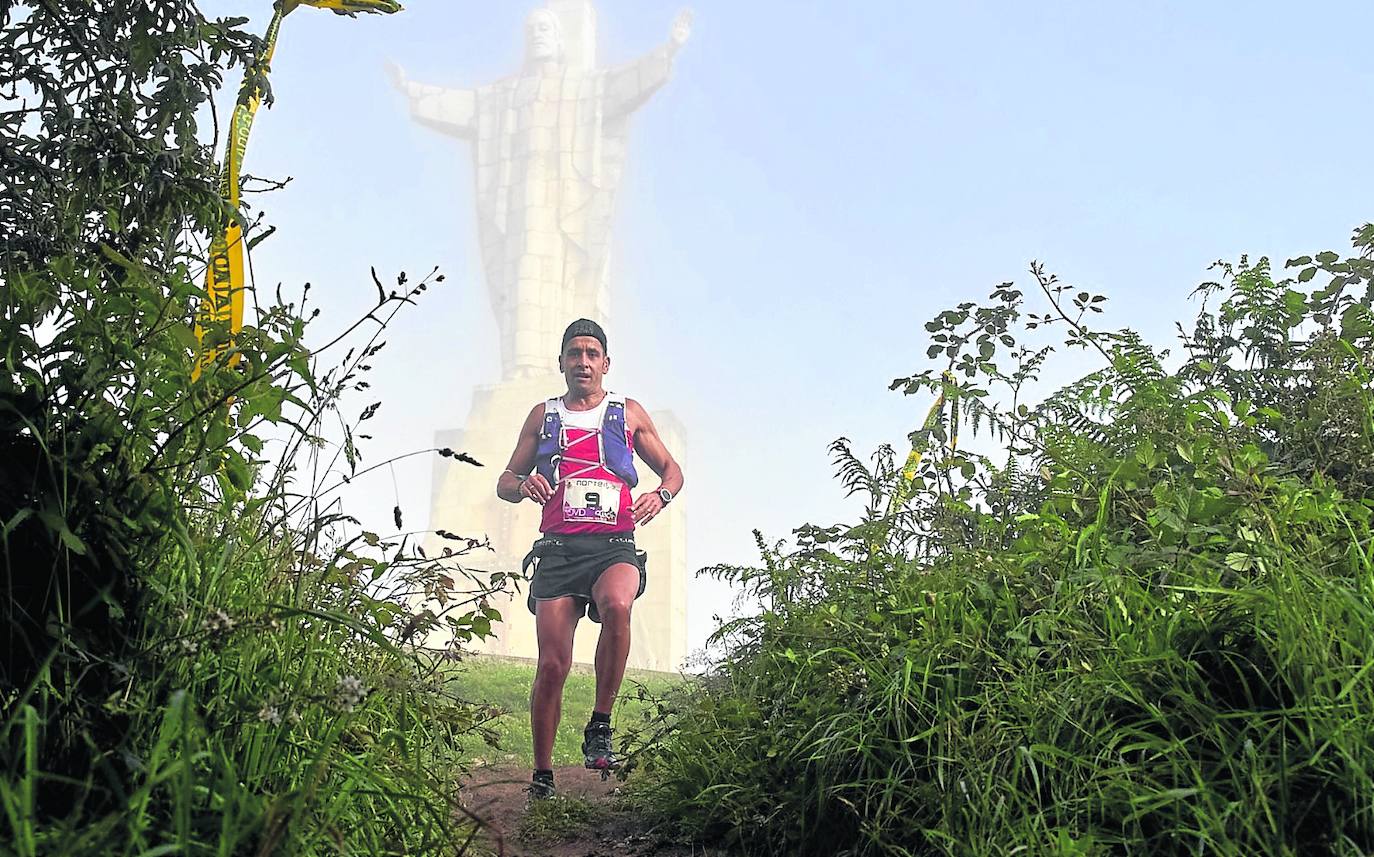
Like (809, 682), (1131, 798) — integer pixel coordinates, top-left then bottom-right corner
(459, 764), (732, 857)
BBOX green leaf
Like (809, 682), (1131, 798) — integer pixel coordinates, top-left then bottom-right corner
(225, 459), (252, 490)
(98, 242), (143, 272)
(3, 508), (33, 537)
(288, 349), (311, 379)
(1224, 552), (1254, 571)
(59, 527), (88, 556)
(168, 322), (199, 351)
(1340, 305), (1374, 340)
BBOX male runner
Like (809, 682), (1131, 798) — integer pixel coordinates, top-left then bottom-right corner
(496, 318), (684, 800)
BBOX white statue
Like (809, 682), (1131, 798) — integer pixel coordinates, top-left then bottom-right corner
(390, 6), (692, 378)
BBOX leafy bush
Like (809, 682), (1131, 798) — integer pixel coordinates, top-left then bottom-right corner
(637, 227), (1374, 856)
(1, 3), (505, 853)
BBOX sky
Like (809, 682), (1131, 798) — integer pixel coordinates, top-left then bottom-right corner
(203, 0), (1374, 660)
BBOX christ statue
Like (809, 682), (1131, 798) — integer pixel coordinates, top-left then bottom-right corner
(389, 6), (692, 379)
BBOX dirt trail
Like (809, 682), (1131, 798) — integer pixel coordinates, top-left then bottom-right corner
(460, 765), (727, 857)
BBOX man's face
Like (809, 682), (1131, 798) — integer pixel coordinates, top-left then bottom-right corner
(559, 336), (609, 395)
(525, 10), (561, 62)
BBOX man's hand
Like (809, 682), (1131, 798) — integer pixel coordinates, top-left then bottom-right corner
(519, 473), (554, 505)
(669, 9), (692, 49)
(631, 491), (666, 525)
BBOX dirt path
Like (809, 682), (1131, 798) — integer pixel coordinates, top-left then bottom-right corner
(460, 765), (728, 857)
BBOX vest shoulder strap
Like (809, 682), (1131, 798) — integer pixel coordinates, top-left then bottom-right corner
(539, 397), (561, 437)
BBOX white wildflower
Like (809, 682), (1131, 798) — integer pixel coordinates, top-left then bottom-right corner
(334, 675), (368, 712)
(202, 610), (236, 635)
(257, 705), (282, 726)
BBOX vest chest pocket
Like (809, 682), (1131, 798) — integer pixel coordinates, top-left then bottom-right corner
(562, 477), (620, 525)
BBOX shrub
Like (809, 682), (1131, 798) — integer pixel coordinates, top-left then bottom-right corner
(1, 3), (503, 852)
(637, 227), (1374, 856)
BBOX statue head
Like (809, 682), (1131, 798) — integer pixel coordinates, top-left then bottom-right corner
(524, 8), (564, 64)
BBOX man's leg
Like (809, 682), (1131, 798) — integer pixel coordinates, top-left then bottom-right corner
(531, 596), (580, 771)
(580, 562), (640, 772)
(590, 562), (641, 716)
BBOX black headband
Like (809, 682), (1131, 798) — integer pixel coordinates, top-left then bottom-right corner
(561, 318), (607, 352)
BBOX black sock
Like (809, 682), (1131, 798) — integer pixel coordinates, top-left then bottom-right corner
(533, 768), (553, 780)
(589, 710), (611, 726)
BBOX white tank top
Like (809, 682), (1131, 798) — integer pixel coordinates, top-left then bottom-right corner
(554, 394), (612, 431)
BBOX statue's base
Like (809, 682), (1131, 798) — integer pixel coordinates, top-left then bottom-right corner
(423, 373), (688, 672)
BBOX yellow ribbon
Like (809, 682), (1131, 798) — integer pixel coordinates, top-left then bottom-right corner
(194, 0), (402, 379)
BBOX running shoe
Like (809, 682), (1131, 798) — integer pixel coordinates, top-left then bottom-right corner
(581, 721), (620, 771)
(526, 770), (555, 803)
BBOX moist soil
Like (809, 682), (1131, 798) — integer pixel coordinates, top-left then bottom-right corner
(460, 764), (731, 857)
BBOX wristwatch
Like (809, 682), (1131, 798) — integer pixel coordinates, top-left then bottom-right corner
(657, 487), (674, 505)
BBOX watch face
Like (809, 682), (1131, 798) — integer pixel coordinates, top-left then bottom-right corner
(657, 488), (672, 503)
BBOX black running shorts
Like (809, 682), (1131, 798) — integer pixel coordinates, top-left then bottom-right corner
(521, 532), (648, 623)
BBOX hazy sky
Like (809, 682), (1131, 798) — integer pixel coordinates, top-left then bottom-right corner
(205, 0), (1373, 657)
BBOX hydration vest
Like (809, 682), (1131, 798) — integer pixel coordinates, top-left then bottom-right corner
(533, 392), (639, 489)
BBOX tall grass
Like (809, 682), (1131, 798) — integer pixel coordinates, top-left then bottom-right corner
(636, 229), (1374, 855)
(1, 261), (506, 855)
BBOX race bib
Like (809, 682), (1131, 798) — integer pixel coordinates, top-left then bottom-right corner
(562, 478), (620, 525)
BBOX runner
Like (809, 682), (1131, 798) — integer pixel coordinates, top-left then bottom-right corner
(496, 318), (684, 801)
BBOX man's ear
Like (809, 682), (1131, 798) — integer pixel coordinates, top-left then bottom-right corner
(557, 354), (565, 372)
(603, 355), (611, 374)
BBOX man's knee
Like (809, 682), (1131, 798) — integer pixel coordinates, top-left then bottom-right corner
(535, 650), (573, 684)
(596, 595), (633, 629)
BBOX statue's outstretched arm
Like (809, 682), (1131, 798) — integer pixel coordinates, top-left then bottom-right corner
(604, 9), (691, 119)
(387, 61), (477, 139)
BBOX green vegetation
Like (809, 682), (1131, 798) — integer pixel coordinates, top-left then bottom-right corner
(1, 3), (504, 853)
(7, 4), (1374, 856)
(635, 230), (1374, 855)
(451, 656), (685, 768)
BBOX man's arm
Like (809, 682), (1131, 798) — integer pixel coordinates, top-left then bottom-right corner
(387, 61), (477, 139)
(497, 404), (553, 504)
(627, 398), (684, 525)
(602, 9), (691, 119)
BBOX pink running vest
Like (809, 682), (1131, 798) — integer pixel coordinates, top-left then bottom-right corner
(536, 393), (638, 535)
